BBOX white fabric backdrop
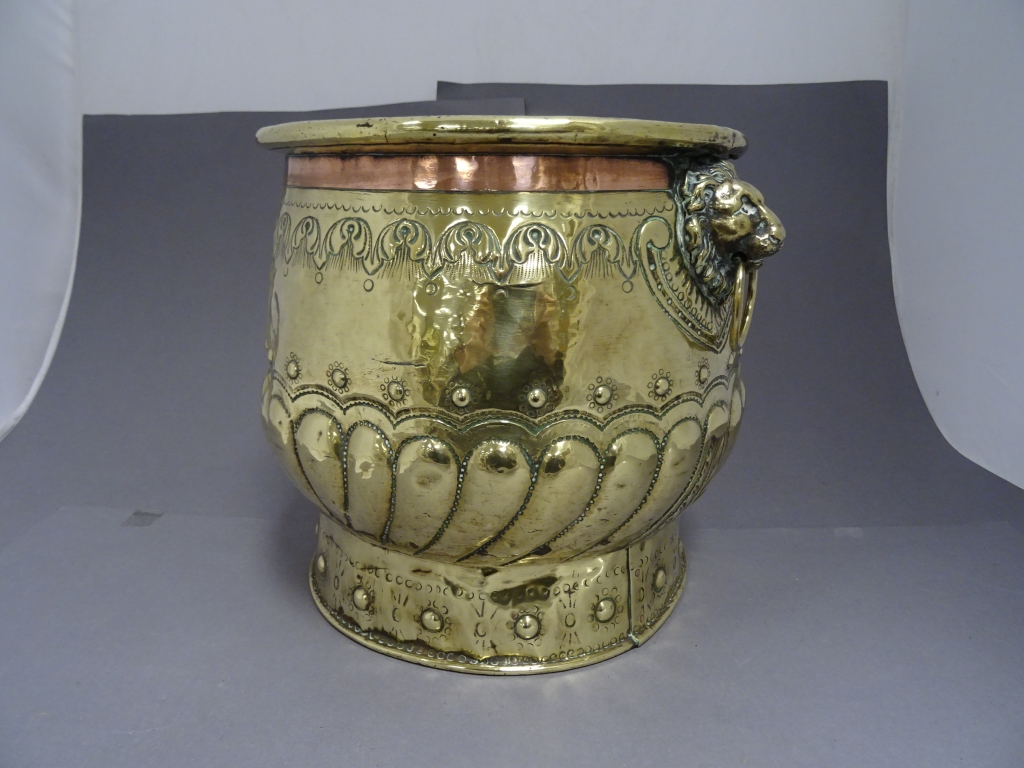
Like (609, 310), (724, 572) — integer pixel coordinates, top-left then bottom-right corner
(889, 0), (1024, 488)
(0, 0), (80, 442)
(5, 0), (1024, 489)
(74, 0), (908, 114)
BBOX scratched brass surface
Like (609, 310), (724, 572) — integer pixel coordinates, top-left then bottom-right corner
(258, 116), (783, 673)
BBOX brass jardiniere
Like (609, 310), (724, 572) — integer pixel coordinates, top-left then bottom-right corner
(257, 117), (784, 673)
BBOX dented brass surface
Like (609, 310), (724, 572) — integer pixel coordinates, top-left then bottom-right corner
(310, 514), (685, 673)
(258, 116), (783, 673)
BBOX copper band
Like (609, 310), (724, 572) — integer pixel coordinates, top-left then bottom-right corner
(286, 154), (670, 192)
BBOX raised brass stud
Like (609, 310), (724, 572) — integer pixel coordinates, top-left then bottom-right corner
(420, 608), (443, 632)
(526, 388), (547, 409)
(594, 598), (616, 623)
(387, 380), (406, 402)
(653, 376), (671, 397)
(330, 369), (348, 388)
(514, 613), (540, 640)
(592, 385), (613, 406)
(352, 586), (372, 610)
(315, 554), (326, 575)
(285, 359), (300, 379)
(451, 387), (471, 408)
(653, 567), (667, 592)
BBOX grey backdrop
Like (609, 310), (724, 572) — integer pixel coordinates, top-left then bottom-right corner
(1, 86), (1022, 767)
(0, 98), (524, 550)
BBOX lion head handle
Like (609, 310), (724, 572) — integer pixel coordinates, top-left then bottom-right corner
(676, 161), (785, 303)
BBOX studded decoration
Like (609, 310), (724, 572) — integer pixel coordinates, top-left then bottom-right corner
(381, 376), (407, 404)
(647, 370), (673, 401)
(587, 376), (619, 414)
(327, 362), (350, 393)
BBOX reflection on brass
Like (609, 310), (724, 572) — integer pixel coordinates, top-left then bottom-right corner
(258, 116), (784, 674)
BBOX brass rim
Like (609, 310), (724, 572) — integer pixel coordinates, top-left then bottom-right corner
(257, 115), (746, 158)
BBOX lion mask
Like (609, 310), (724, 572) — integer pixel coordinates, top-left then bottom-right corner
(678, 161), (785, 303)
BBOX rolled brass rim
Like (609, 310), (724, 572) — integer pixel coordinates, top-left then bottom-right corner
(256, 115), (747, 158)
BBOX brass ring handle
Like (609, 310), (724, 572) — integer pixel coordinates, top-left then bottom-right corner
(729, 262), (758, 351)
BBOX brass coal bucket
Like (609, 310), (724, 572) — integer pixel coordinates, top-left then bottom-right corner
(257, 117), (783, 673)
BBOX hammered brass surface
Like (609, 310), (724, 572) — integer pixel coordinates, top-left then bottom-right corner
(260, 116), (783, 672)
(310, 513), (685, 674)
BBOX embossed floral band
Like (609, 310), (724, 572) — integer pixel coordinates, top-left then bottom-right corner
(257, 116), (784, 673)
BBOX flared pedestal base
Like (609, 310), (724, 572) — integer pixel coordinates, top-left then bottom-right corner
(308, 514), (686, 674)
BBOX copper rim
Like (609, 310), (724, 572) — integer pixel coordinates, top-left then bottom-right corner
(287, 154), (671, 192)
